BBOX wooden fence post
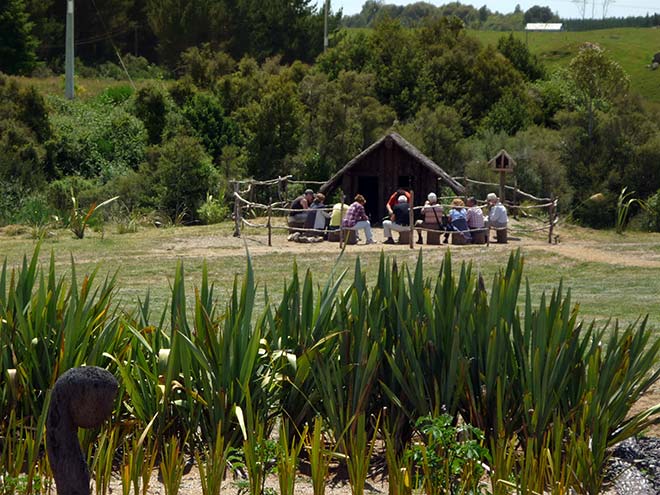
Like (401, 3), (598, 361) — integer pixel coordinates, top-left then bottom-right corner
(233, 182), (241, 238)
(267, 199), (272, 247)
(339, 199), (345, 249)
(409, 190), (414, 249)
(548, 198), (557, 244)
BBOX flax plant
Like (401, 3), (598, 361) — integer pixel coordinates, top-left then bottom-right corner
(0, 245), (120, 424)
(119, 422), (158, 495)
(178, 259), (273, 448)
(382, 253), (470, 443)
(160, 436), (186, 495)
(305, 416), (332, 495)
(345, 413), (380, 495)
(269, 262), (347, 432)
(195, 420), (234, 495)
(277, 420), (307, 495)
(90, 426), (121, 495)
(383, 421), (412, 495)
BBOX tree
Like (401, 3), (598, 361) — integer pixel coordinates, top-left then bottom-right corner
(567, 43), (629, 140)
(151, 135), (217, 221)
(299, 70), (395, 175)
(497, 33), (545, 81)
(146, 0), (227, 67)
(181, 93), (239, 164)
(467, 45), (524, 123)
(368, 17), (422, 119)
(245, 77), (302, 178)
(133, 84), (170, 144)
(26, 0), (138, 65)
(0, 0), (37, 74)
(524, 5), (557, 24)
(398, 104), (464, 175)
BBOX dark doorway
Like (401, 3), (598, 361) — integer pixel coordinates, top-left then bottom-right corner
(357, 176), (379, 222)
(398, 175), (413, 191)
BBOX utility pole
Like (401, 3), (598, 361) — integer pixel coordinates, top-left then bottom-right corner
(323, 0), (329, 51)
(65, 0), (75, 99)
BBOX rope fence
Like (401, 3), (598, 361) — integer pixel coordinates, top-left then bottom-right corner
(231, 176), (559, 247)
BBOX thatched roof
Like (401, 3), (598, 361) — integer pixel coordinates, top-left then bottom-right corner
(320, 132), (465, 195)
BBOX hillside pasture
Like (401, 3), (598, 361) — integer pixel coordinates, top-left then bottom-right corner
(470, 27), (660, 103)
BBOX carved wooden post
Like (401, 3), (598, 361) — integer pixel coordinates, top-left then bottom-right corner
(47, 367), (118, 495)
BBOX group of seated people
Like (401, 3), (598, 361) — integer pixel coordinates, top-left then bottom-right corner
(287, 188), (508, 246)
(375, 189), (508, 245)
(411, 191), (508, 244)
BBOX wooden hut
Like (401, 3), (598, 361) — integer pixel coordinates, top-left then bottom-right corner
(319, 133), (465, 222)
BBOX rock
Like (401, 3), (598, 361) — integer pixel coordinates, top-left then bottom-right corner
(606, 437), (660, 494)
(47, 367), (119, 495)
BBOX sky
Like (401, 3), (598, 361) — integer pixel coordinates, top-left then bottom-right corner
(326, 0), (660, 20)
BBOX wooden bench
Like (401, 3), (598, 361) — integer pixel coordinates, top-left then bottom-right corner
(471, 229), (487, 245)
(451, 232), (469, 245)
(287, 218), (305, 234)
(426, 229), (442, 245)
(398, 230), (412, 245)
(495, 227), (508, 244)
(327, 229), (340, 242)
(339, 229), (358, 245)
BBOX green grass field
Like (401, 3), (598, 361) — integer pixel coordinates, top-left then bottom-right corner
(2, 219), (660, 329)
(475, 27), (660, 103)
(345, 26), (660, 104)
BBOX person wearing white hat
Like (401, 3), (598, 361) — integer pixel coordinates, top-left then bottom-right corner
(415, 192), (445, 244)
(383, 195), (411, 244)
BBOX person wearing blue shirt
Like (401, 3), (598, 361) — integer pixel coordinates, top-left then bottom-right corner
(444, 198), (471, 243)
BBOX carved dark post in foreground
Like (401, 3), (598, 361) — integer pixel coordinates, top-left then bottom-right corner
(47, 367), (118, 495)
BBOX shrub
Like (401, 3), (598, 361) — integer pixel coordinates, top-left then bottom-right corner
(97, 85), (134, 106)
(133, 84), (170, 144)
(406, 414), (490, 495)
(181, 93), (239, 162)
(179, 44), (235, 89)
(47, 98), (147, 180)
(169, 78), (198, 108)
(0, 178), (29, 226)
(644, 188), (660, 232)
(152, 135), (218, 222)
(573, 191), (616, 228)
(16, 193), (56, 238)
(197, 193), (229, 224)
(95, 54), (168, 80)
(46, 176), (100, 214)
(0, 118), (46, 188)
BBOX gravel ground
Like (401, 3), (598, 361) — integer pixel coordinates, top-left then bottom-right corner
(605, 437), (660, 495)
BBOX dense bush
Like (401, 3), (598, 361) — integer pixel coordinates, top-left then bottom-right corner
(47, 98), (147, 180)
(644, 188), (660, 232)
(0, 118), (46, 188)
(132, 84), (170, 144)
(150, 135), (218, 221)
(181, 93), (240, 163)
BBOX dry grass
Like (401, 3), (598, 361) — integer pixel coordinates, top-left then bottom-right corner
(2, 218), (660, 327)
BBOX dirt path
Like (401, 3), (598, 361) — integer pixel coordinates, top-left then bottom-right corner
(146, 227), (660, 270)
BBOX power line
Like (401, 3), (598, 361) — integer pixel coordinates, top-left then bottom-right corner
(90, 0), (135, 89)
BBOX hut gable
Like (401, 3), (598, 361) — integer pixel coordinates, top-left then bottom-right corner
(320, 133), (464, 222)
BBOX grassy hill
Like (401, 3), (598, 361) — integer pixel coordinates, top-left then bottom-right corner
(471, 27), (660, 103)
